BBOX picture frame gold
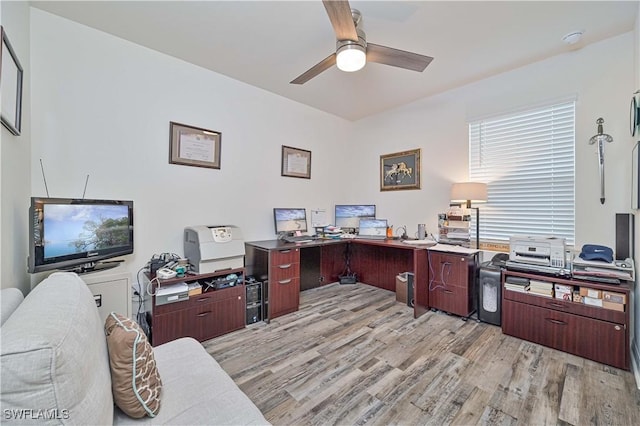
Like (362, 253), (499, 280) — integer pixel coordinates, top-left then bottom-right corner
(281, 145), (311, 179)
(1, 26), (24, 136)
(380, 149), (421, 191)
(169, 122), (221, 169)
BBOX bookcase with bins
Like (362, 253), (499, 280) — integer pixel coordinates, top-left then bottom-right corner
(501, 269), (630, 370)
(149, 268), (246, 346)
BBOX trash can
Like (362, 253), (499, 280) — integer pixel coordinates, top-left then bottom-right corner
(396, 272), (414, 307)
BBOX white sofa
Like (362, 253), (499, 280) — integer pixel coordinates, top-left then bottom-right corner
(0, 272), (269, 425)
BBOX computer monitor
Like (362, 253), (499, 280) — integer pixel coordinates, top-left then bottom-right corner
(273, 208), (308, 234)
(334, 204), (376, 229)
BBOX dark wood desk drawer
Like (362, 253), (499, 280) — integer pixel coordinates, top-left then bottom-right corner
(429, 284), (472, 317)
(502, 298), (627, 369)
(270, 277), (300, 319)
(428, 252), (470, 288)
(270, 262), (300, 281)
(270, 248), (300, 266)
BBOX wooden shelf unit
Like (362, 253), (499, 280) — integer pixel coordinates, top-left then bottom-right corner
(501, 270), (630, 370)
(149, 268), (245, 346)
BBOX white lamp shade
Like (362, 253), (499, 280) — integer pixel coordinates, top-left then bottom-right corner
(336, 44), (366, 72)
(450, 182), (487, 204)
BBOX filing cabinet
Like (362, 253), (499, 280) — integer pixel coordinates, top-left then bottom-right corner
(427, 250), (477, 317)
(268, 248), (300, 319)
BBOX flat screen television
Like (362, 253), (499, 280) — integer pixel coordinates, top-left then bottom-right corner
(28, 197), (134, 273)
(273, 208), (307, 234)
(335, 204), (376, 229)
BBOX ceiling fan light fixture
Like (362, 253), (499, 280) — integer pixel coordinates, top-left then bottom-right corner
(336, 42), (366, 72)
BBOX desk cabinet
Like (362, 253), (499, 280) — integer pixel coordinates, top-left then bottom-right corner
(269, 248), (301, 319)
(502, 270), (629, 370)
(427, 250), (476, 317)
(150, 269), (245, 346)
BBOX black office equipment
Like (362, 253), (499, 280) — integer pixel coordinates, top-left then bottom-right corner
(478, 253), (507, 326)
(616, 213), (634, 260)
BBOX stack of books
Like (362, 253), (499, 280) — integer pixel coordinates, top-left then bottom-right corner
(504, 276), (530, 292)
(529, 279), (554, 297)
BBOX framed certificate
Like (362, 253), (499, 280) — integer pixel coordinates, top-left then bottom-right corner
(169, 122), (221, 169)
(281, 145), (311, 179)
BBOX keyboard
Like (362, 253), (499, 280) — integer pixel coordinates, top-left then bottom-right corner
(283, 236), (314, 243)
(355, 235), (387, 240)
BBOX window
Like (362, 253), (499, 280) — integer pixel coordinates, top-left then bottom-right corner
(469, 100), (575, 246)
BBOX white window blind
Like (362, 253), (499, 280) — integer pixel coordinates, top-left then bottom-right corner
(469, 100), (575, 245)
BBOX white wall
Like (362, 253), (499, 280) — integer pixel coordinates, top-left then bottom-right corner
(349, 32), (635, 251)
(29, 9), (353, 283)
(0, 1), (31, 295)
(633, 0), (640, 384)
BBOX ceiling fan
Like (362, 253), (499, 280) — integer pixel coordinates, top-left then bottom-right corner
(290, 0), (434, 85)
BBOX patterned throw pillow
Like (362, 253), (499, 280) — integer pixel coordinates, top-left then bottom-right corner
(104, 313), (162, 418)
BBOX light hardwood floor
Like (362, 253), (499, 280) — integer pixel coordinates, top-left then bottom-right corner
(204, 283), (640, 425)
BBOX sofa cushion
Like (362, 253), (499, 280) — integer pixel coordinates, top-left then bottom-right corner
(105, 312), (162, 418)
(0, 272), (113, 424)
(113, 337), (270, 425)
(0, 288), (24, 326)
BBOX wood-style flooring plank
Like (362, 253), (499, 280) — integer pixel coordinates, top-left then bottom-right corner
(204, 283), (640, 426)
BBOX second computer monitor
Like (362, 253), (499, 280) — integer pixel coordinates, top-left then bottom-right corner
(273, 208), (308, 234)
(335, 204), (376, 229)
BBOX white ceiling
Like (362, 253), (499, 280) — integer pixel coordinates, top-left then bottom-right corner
(30, 1), (638, 121)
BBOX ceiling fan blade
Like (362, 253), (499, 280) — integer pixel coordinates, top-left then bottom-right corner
(322, 0), (358, 42)
(290, 53), (337, 85)
(367, 43), (434, 72)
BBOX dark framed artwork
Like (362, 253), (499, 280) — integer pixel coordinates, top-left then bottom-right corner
(1, 26), (24, 136)
(281, 145), (311, 179)
(169, 122), (221, 169)
(633, 141), (639, 209)
(380, 148), (421, 191)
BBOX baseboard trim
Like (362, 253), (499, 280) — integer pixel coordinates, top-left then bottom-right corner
(632, 338), (640, 389)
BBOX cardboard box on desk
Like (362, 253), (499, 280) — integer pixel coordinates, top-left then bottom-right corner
(579, 287), (602, 299)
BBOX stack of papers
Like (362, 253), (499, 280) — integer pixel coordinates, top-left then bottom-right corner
(528, 280), (553, 297)
(504, 276), (530, 293)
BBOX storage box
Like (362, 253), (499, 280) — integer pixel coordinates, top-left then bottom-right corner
(579, 287), (602, 299)
(603, 301), (625, 312)
(554, 290), (572, 301)
(583, 296), (603, 307)
(187, 282), (202, 296)
(572, 291), (583, 303)
(603, 291), (626, 305)
(396, 274), (407, 304)
(554, 283), (573, 293)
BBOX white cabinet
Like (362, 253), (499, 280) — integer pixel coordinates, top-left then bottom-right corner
(82, 272), (132, 322)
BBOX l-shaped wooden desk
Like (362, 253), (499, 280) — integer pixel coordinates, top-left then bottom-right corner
(245, 238), (478, 321)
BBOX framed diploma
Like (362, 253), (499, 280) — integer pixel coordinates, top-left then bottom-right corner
(1, 26), (23, 136)
(169, 122), (221, 169)
(281, 145), (311, 179)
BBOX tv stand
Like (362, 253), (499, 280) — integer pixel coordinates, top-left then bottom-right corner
(62, 260), (123, 275)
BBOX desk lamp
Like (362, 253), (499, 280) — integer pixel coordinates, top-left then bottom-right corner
(450, 182), (488, 249)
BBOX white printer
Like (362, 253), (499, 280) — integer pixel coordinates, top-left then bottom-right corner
(184, 225), (245, 273)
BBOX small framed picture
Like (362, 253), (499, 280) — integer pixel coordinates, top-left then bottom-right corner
(169, 122), (221, 169)
(380, 149), (421, 191)
(1, 26), (24, 136)
(281, 145), (311, 179)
